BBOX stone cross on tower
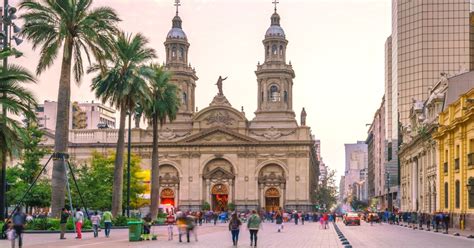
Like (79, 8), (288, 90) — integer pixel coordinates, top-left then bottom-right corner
(273, 0), (279, 12)
(174, 0), (181, 15)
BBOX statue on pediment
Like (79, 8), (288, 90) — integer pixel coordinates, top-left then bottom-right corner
(216, 76), (228, 95)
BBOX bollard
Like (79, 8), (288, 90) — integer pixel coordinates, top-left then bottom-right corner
(342, 241), (350, 245)
(453, 233), (460, 236)
(467, 235), (474, 239)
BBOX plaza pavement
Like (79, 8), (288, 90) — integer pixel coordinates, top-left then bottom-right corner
(0, 222), (342, 248)
(337, 220), (474, 248)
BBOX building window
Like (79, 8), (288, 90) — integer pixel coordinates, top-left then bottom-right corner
(455, 180), (460, 209)
(261, 91), (264, 103)
(172, 46), (177, 58)
(279, 45), (283, 56)
(272, 45), (277, 55)
(269, 85), (280, 102)
(182, 92), (187, 107)
(283, 91), (288, 103)
(469, 177), (474, 209)
(266, 46), (269, 57)
(444, 182), (449, 209)
(387, 142), (392, 161)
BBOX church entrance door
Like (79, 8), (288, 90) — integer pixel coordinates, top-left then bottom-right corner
(211, 184), (228, 211)
(265, 188), (280, 211)
(160, 188), (175, 206)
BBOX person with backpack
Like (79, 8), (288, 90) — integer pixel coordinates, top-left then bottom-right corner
(229, 213), (242, 246)
(247, 210), (262, 247)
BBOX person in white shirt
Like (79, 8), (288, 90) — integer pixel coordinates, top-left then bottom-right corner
(90, 211), (101, 238)
(75, 208), (84, 239)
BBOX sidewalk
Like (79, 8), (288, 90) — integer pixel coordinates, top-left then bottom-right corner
(394, 222), (474, 238)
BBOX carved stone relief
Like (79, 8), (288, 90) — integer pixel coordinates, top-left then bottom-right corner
(251, 126), (296, 140)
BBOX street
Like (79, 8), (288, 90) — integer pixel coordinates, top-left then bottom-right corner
(337, 220), (474, 248)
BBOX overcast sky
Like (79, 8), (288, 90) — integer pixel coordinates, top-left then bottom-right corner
(12, 0), (391, 179)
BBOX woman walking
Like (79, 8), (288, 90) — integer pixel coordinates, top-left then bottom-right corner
(90, 211), (101, 238)
(247, 210), (262, 247)
(275, 211), (284, 232)
(229, 213), (242, 246)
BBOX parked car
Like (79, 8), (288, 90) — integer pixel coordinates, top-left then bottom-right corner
(344, 212), (361, 226)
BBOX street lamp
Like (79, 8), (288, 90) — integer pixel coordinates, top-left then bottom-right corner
(0, 0), (23, 222)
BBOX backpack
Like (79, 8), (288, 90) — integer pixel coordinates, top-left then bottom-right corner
(230, 219), (240, 230)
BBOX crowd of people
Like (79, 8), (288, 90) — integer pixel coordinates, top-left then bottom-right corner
(2, 207), (336, 248)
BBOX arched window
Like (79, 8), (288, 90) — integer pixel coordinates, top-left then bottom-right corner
(455, 180), (460, 208)
(279, 45), (284, 56)
(182, 92), (187, 107)
(179, 47), (184, 60)
(284, 91), (288, 103)
(444, 182), (449, 209)
(172, 46), (177, 58)
(269, 85), (280, 102)
(261, 91), (264, 102)
(272, 45), (278, 55)
(266, 46), (270, 57)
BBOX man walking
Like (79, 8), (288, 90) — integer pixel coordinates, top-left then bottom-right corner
(102, 210), (113, 238)
(275, 211), (283, 232)
(75, 208), (84, 239)
(91, 211), (101, 238)
(12, 207), (26, 248)
(443, 213), (450, 234)
(60, 208), (70, 239)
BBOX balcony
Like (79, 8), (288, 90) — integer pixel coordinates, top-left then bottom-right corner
(455, 158), (460, 171)
(443, 162), (448, 173)
(468, 153), (474, 166)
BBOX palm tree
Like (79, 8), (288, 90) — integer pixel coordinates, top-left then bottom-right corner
(20, 0), (120, 216)
(90, 32), (156, 216)
(0, 60), (37, 220)
(143, 64), (180, 219)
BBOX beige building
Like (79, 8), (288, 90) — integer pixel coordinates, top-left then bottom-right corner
(399, 76), (447, 214)
(41, 5), (319, 212)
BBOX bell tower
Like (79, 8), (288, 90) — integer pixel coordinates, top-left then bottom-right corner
(252, 2), (297, 128)
(164, 0), (198, 124)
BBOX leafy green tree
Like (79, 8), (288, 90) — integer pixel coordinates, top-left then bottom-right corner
(314, 169), (338, 211)
(0, 52), (37, 219)
(143, 64), (180, 219)
(6, 125), (50, 212)
(20, 0), (120, 217)
(72, 152), (146, 211)
(90, 32), (156, 216)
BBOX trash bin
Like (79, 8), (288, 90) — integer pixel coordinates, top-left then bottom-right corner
(128, 221), (143, 242)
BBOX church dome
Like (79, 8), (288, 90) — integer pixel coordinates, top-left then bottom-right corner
(167, 15), (187, 40)
(265, 12), (285, 38)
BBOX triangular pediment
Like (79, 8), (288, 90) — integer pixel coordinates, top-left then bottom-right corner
(203, 167), (235, 179)
(182, 127), (258, 144)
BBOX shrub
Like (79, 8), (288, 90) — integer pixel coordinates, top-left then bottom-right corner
(202, 201), (210, 211)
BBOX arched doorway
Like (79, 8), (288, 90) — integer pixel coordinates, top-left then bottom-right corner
(258, 164), (286, 210)
(212, 184), (229, 211)
(159, 165), (180, 207)
(160, 188), (175, 206)
(265, 188), (280, 211)
(202, 158), (235, 211)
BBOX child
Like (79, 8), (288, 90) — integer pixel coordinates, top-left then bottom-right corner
(6, 221), (16, 248)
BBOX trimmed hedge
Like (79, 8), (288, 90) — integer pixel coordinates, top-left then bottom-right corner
(25, 218), (92, 231)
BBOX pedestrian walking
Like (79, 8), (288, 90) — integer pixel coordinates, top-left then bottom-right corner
(443, 213), (450, 234)
(102, 210), (113, 238)
(229, 213), (242, 246)
(177, 212), (189, 243)
(167, 222), (174, 241)
(213, 212), (218, 226)
(91, 211), (101, 238)
(75, 208), (84, 239)
(12, 207), (26, 248)
(275, 211), (284, 232)
(59, 208), (70, 239)
(293, 211), (299, 225)
(323, 213), (329, 229)
(247, 210), (262, 247)
(301, 212), (305, 225)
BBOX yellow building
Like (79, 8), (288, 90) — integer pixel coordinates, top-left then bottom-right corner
(434, 82), (474, 231)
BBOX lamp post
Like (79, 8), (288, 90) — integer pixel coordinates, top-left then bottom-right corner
(0, 0), (22, 222)
(126, 112), (132, 218)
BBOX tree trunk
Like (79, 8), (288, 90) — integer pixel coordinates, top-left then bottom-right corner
(50, 38), (73, 217)
(112, 106), (127, 216)
(150, 117), (160, 219)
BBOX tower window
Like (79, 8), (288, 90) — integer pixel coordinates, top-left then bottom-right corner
(266, 46), (270, 57)
(279, 45), (284, 56)
(261, 91), (264, 102)
(172, 46), (177, 58)
(179, 47), (184, 60)
(272, 45), (278, 55)
(269, 85), (280, 102)
(284, 91), (288, 103)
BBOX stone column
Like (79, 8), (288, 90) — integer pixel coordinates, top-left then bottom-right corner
(229, 179), (234, 203)
(206, 179), (211, 205)
(259, 184), (265, 209)
(176, 185), (180, 208)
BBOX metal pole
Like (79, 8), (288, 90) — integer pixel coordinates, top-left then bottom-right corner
(64, 159), (76, 234)
(67, 160), (90, 219)
(0, 0), (9, 222)
(127, 112), (131, 218)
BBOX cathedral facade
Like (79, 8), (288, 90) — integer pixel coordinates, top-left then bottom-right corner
(42, 5), (319, 212)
